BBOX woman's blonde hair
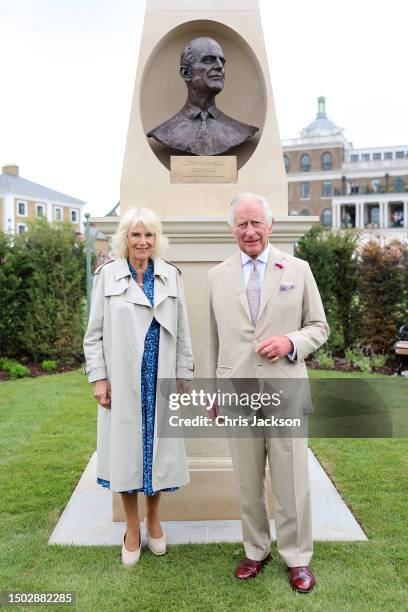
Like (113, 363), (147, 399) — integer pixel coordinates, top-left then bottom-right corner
(111, 208), (168, 259)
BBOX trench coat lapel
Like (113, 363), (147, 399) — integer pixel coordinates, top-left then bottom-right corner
(112, 258), (152, 307)
(153, 259), (177, 336)
(226, 252), (252, 323)
(153, 259), (172, 309)
(257, 246), (286, 321)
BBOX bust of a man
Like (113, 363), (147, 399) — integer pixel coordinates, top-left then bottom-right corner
(147, 37), (258, 156)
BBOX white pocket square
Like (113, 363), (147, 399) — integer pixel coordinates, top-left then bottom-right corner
(280, 282), (296, 292)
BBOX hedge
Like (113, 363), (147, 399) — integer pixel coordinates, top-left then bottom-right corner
(0, 221), (86, 363)
(296, 227), (408, 354)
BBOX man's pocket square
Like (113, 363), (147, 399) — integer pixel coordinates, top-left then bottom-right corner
(280, 282), (296, 291)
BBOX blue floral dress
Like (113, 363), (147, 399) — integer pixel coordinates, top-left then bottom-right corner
(97, 259), (177, 496)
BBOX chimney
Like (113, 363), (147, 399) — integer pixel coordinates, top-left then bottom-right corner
(2, 165), (19, 176)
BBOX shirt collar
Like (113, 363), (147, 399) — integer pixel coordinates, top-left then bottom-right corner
(182, 102), (219, 120)
(240, 243), (271, 267)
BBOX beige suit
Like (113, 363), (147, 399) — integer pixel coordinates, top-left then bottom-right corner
(208, 245), (329, 566)
(83, 258), (194, 493)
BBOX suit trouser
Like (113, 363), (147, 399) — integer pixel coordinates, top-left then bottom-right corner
(229, 434), (313, 567)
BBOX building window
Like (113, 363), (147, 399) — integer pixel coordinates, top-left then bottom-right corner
(300, 182), (310, 199)
(389, 203), (404, 228)
(362, 153), (370, 161)
(300, 209), (311, 216)
(322, 208), (332, 228)
(300, 154), (311, 172)
(350, 154), (359, 162)
(384, 152), (393, 160)
(365, 204), (380, 229)
(341, 205), (356, 228)
(17, 224), (27, 234)
(396, 151), (405, 159)
(394, 177), (405, 192)
(322, 181), (332, 197)
(70, 209), (78, 224)
(371, 179), (381, 193)
(17, 201), (27, 216)
(36, 203), (45, 218)
(54, 207), (63, 221)
(284, 154), (290, 173)
(321, 152), (333, 170)
(373, 152), (382, 161)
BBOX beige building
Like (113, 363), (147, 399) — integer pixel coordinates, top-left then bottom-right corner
(0, 165), (86, 234)
(283, 98), (408, 236)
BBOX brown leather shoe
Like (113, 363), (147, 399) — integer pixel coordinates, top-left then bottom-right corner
(288, 566), (316, 593)
(235, 554), (270, 580)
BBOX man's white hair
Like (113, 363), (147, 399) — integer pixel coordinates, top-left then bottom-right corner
(229, 192), (273, 227)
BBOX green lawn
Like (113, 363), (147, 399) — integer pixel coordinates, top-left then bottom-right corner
(0, 370), (407, 611)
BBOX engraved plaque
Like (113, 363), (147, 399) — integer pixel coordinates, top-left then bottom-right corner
(170, 156), (237, 184)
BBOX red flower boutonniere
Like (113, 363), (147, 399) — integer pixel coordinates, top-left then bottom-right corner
(275, 262), (284, 269)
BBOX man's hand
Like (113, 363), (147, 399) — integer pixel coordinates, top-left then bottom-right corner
(255, 336), (294, 362)
(94, 379), (111, 408)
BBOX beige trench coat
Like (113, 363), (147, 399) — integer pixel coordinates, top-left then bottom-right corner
(83, 258), (194, 492)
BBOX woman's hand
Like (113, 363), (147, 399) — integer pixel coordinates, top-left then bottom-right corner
(93, 379), (111, 409)
(176, 378), (189, 395)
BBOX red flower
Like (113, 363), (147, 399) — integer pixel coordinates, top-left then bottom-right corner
(275, 262), (284, 269)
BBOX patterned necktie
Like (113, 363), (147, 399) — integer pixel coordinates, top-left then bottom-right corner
(195, 110), (213, 155)
(247, 259), (260, 326)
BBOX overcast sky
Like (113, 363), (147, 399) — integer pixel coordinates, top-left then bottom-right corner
(1, 0), (407, 217)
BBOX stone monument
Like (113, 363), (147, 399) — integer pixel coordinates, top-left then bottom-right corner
(91, 0), (318, 522)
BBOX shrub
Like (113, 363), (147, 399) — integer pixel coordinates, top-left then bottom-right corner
(296, 226), (359, 351)
(370, 353), (388, 369)
(0, 358), (16, 372)
(0, 221), (86, 362)
(345, 349), (372, 373)
(8, 364), (30, 379)
(0, 358), (30, 378)
(401, 244), (408, 323)
(358, 241), (404, 353)
(41, 359), (58, 373)
(313, 349), (334, 369)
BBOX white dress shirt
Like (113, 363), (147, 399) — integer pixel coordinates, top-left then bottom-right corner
(240, 243), (297, 361)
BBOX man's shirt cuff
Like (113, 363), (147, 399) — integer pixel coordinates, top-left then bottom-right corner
(285, 336), (297, 361)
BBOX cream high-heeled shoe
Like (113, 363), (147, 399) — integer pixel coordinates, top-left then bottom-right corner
(121, 529), (141, 567)
(145, 518), (166, 555)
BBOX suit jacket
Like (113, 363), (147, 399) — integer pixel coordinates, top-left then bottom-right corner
(208, 245), (329, 381)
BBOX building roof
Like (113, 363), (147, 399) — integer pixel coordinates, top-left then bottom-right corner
(89, 226), (109, 240)
(0, 171), (86, 205)
(301, 96), (344, 139)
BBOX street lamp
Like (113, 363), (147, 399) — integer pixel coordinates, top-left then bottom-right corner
(85, 212), (92, 318)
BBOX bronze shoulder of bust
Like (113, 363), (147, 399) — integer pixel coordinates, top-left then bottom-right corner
(146, 36), (258, 156)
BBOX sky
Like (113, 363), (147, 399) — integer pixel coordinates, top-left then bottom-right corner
(1, 0), (407, 217)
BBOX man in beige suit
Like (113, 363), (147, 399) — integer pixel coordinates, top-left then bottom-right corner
(208, 193), (329, 593)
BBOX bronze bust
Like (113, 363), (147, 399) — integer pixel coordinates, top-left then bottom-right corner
(147, 37), (258, 156)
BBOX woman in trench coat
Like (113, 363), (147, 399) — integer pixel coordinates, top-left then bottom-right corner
(83, 207), (194, 566)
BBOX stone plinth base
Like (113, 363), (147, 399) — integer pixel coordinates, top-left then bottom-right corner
(112, 456), (275, 522)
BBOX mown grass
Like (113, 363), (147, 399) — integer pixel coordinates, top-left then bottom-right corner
(0, 370), (407, 611)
